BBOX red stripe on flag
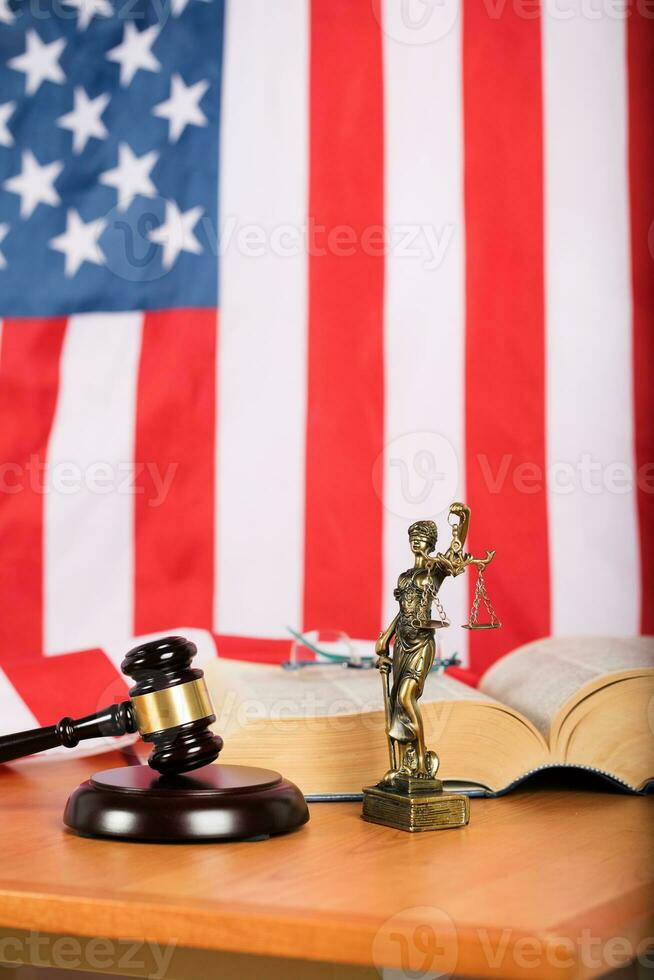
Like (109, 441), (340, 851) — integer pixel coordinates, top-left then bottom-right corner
(462, 5), (550, 674)
(0, 319), (124, 722)
(304, 0), (385, 638)
(134, 309), (217, 634)
(214, 634), (293, 664)
(627, 8), (654, 633)
(1, 649), (126, 722)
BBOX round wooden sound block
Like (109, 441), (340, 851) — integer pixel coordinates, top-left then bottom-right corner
(64, 764), (310, 842)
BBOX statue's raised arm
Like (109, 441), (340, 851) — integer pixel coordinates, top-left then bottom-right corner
(419, 502), (495, 578)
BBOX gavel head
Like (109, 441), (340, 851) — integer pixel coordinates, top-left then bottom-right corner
(121, 636), (223, 776)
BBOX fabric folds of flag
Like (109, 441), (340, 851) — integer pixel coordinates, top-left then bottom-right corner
(0, 0), (652, 733)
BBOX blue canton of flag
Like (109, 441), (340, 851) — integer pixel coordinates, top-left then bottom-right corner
(0, 0), (223, 316)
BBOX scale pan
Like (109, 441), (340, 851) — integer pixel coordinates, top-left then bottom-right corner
(462, 622), (502, 631)
(410, 618), (450, 630)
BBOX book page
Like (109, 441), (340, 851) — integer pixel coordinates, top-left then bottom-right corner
(206, 659), (493, 736)
(479, 635), (654, 737)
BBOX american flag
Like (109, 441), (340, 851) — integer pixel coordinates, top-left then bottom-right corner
(0, 0), (652, 737)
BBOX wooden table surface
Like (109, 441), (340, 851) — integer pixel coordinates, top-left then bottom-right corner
(0, 750), (652, 980)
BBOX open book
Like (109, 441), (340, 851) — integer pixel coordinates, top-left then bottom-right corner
(204, 635), (654, 798)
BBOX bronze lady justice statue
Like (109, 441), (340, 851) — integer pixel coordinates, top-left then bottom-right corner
(364, 503), (498, 829)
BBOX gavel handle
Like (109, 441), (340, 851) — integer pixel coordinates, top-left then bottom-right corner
(0, 702), (137, 765)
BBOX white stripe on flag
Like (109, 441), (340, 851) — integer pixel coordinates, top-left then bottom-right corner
(216, 0), (309, 637)
(44, 313), (143, 654)
(0, 667), (38, 735)
(381, 1), (468, 662)
(543, 6), (639, 633)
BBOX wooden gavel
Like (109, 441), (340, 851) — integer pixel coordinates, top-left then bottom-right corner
(0, 636), (223, 775)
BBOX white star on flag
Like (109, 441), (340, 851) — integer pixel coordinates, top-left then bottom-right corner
(62, 0), (112, 30)
(8, 30), (66, 96)
(3, 150), (63, 219)
(0, 224), (8, 270)
(148, 200), (204, 269)
(153, 74), (209, 143)
(0, 0), (14, 25)
(99, 143), (158, 212)
(58, 88), (110, 154)
(50, 209), (106, 277)
(0, 102), (15, 148)
(107, 23), (161, 87)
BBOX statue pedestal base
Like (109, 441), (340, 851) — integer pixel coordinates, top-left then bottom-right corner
(362, 782), (470, 833)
